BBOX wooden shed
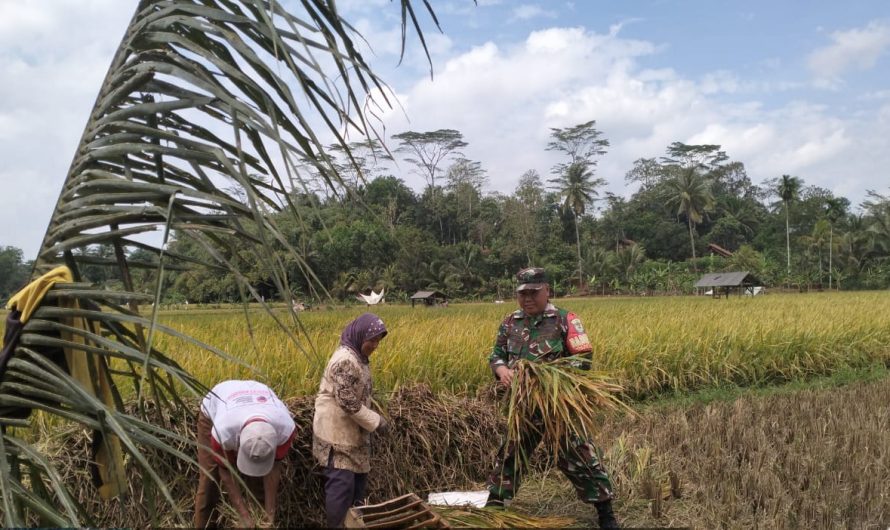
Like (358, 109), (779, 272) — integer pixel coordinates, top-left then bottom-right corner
(409, 290), (447, 307)
(694, 271), (763, 298)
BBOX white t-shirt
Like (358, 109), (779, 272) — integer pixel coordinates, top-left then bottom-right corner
(201, 380), (295, 455)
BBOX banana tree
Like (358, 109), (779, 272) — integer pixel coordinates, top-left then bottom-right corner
(0, 0), (440, 526)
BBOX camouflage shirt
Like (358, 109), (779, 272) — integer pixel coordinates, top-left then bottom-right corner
(488, 303), (593, 376)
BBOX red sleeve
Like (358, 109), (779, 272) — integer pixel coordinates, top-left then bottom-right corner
(210, 435), (237, 466)
(564, 312), (592, 354)
(275, 428), (296, 460)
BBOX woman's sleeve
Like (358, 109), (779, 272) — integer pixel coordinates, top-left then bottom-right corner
(330, 360), (381, 431)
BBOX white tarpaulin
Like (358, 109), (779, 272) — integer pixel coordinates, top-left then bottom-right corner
(427, 490), (490, 508)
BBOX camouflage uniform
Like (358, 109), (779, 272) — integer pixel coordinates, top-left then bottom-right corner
(487, 294), (614, 504)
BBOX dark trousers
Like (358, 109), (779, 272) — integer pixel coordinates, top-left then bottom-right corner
(323, 452), (368, 528)
(488, 427), (614, 504)
(193, 412), (264, 528)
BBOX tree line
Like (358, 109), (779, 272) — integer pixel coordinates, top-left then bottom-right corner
(5, 122), (889, 303)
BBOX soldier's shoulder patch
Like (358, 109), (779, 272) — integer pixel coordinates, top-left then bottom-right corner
(567, 313), (585, 334)
(564, 312), (591, 354)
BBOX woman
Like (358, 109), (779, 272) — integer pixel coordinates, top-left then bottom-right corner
(313, 313), (389, 528)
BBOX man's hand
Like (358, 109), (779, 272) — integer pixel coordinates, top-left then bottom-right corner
(495, 365), (514, 388)
(238, 512), (255, 528)
(376, 416), (390, 435)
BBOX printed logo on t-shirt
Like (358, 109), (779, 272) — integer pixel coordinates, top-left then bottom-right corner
(226, 389), (273, 408)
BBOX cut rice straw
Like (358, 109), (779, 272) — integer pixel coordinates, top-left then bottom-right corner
(433, 505), (577, 528)
(507, 358), (634, 460)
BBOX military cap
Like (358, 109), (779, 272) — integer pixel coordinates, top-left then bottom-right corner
(516, 267), (548, 291)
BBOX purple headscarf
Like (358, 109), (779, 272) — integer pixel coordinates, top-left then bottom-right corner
(340, 313), (387, 362)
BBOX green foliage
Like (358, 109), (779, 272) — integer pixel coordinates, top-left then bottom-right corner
(0, 246), (30, 300)
(149, 148), (890, 302)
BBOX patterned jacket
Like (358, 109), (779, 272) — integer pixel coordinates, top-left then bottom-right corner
(312, 345), (381, 473)
(488, 303), (593, 376)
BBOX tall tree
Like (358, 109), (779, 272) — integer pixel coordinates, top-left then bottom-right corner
(624, 157), (662, 189)
(550, 162), (605, 287)
(0, 245), (30, 299)
(863, 190), (890, 254)
(392, 129), (467, 240)
(824, 197), (847, 289)
(392, 129), (467, 190)
(546, 120), (610, 175)
(663, 167), (715, 265)
(777, 175), (803, 275)
(507, 170), (545, 265)
(546, 121), (609, 287)
(661, 142), (728, 170)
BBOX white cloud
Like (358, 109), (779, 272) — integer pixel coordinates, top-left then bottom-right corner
(0, 1), (135, 259)
(510, 5), (557, 22)
(368, 25), (888, 209)
(4, 5), (889, 260)
(808, 20), (890, 79)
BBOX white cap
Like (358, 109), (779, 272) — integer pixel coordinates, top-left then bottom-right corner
(237, 420), (276, 477)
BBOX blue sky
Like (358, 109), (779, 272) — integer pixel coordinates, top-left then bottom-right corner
(2, 0), (889, 259)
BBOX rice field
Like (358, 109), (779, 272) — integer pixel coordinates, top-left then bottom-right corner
(153, 291), (890, 400)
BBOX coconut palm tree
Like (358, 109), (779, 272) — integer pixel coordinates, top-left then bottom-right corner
(777, 175), (802, 275)
(663, 167), (714, 265)
(549, 162), (605, 288)
(0, 0), (440, 526)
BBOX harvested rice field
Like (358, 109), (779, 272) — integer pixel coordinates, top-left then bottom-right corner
(33, 291), (890, 527)
(12, 293), (890, 528)
(44, 371), (890, 527)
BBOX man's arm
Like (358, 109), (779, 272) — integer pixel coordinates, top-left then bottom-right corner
(261, 461), (282, 526)
(218, 465), (254, 528)
(488, 318), (511, 379)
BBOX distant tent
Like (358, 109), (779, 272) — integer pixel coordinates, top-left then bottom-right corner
(694, 271), (763, 298)
(356, 288), (385, 305)
(409, 290), (447, 307)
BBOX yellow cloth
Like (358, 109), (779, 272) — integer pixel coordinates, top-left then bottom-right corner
(5, 265), (127, 499)
(5, 265), (72, 322)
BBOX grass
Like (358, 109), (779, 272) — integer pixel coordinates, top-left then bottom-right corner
(146, 292), (890, 401)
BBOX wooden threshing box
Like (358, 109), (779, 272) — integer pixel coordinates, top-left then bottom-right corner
(344, 493), (449, 528)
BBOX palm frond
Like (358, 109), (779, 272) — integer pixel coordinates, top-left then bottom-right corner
(2, 0), (442, 525)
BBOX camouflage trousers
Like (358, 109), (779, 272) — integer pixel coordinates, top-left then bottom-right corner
(487, 427), (614, 504)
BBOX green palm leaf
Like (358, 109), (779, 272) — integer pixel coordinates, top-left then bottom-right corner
(1, 0), (443, 525)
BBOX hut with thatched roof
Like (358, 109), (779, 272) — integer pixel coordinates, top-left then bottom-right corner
(410, 290), (447, 307)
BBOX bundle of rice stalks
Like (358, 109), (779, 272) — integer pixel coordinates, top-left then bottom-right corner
(371, 384), (500, 496)
(433, 505), (576, 528)
(507, 358), (633, 460)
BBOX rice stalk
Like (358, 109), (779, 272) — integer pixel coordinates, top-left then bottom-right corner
(506, 359), (633, 461)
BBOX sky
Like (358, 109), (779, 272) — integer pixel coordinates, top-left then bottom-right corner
(2, 0), (890, 260)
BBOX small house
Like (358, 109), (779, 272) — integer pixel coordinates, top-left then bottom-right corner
(694, 271), (763, 298)
(409, 290), (447, 307)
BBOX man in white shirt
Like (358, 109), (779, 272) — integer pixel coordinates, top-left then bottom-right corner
(193, 380), (296, 528)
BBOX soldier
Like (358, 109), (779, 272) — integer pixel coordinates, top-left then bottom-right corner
(485, 267), (619, 529)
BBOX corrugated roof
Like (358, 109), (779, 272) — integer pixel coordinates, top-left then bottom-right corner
(410, 290), (446, 299)
(694, 271), (761, 287)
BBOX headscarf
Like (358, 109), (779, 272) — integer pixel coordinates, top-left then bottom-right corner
(339, 313), (387, 363)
